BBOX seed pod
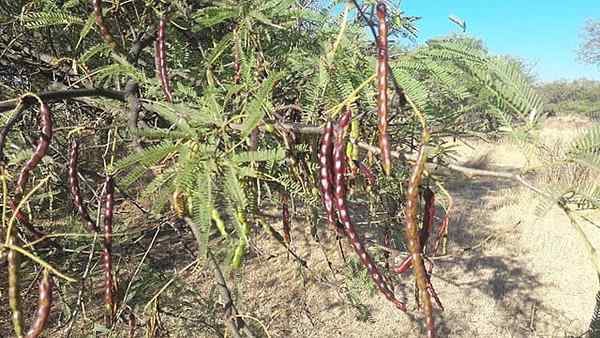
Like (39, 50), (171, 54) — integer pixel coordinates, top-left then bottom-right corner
(353, 160), (377, 186)
(231, 209), (250, 269)
(9, 199), (44, 240)
(376, 2), (392, 176)
(211, 208), (228, 238)
(10, 99), (52, 239)
(25, 269), (52, 338)
(432, 203), (451, 257)
(420, 187), (435, 250)
(172, 190), (187, 218)
(405, 145), (435, 338)
(319, 120), (343, 236)
(281, 192), (291, 244)
(68, 140), (99, 233)
(92, 0), (118, 50)
(102, 175), (115, 325)
(233, 33), (242, 84)
(15, 101), (52, 197)
(392, 255), (413, 274)
(332, 108), (406, 312)
(156, 16), (173, 102)
(8, 237), (24, 338)
(127, 311), (136, 338)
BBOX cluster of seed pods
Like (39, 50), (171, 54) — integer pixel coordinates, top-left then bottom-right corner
(92, 0), (118, 50)
(376, 2), (392, 176)
(392, 187), (444, 314)
(155, 16), (173, 103)
(68, 140), (99, 233)
(6, 97), (54, 338)
(403, 145), (436, 338)
(319, 108), (406, 312)
(102, 176), (115, 325)
(319, 121), (344, 236)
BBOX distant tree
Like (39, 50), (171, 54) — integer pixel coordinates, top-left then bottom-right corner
(578, 19), (600, 65)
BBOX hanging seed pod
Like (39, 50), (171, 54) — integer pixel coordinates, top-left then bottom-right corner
(233, 30), (242, 85)
(102, 175), (115, 325)
(172, 190), (187, 218)
(420, 187), (435, 251)
(15, 101), (52, 197)
(333, 108), (406, 312)
(281, 192), (291, 244)
(392, 255), (413, 274)
(68, 140), (99, 233)
(25, 269), (52, 338)
(8, 237), (24, 338)
(376, 2), (392, 176)
(319, 120), (343, 236)
(211, 208), (228, 238)
(92, 0), (118, 50)
(405, 145), (435, 338)
(156, 16), (173, 102)
(231, 209), (250, 269)
(10, 98), (52, 239)
(353, 160), (377, 186)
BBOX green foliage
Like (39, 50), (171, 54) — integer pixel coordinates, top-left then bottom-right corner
(537, 79), (600, 116)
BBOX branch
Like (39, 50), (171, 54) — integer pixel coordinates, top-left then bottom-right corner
(182, 217), (256, 338)
(0, 88), (126, 113)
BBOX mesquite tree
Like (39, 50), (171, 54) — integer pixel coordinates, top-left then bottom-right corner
(0, 1), (599, 337)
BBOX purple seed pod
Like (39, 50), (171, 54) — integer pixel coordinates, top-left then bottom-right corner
(392, 255), (413, 274)
(68, 140), (99, 233)
(353, 160), (377, 186)
(282, 192), (291, 244)
(11, 100), (52, 239)
(102, 175), (115, 324)
(156, 16), (173, 103)
(376, 2), (392, 176)
(92, 0), (118, 50)
(332, 108), (406, 312)
(15, 102), (52, 196)
(319, 120), (344, 236)
(405, 145), (435, 338)
(25, 269), (52, 338)
(420, 187), (435, 250)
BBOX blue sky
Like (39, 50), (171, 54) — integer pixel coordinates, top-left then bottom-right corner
(399, 0), (600, 83)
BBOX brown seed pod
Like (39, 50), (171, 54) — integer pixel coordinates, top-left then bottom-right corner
(102, 175), (115, 325)
(68, 140), (99, 233)
(405, 145), (435, 337)
(7, 237), (24, 337)
(282, 192), (291, 244)
(233, 32), (242, 84)
(333, 108), (406, 312)
(25, 269), (52, 338)
(353, 159), (377, 186)
(376, 2), (392, 176)
(15, 101), (52, 197)
(420, 187), (435, 250)
(319, 120), (344, 236)
(92, 0), (119, 50)
(10, 99), (52, 240)
(156, 16), (173, 103)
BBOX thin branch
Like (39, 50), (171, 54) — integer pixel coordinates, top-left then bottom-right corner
(0, 88), (126, 113)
